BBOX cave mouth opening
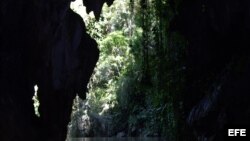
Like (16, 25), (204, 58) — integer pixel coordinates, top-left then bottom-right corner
(68, 0), (140, 138)
(32, 84), (40, 117)
(68, 0), (178, 138)
(70, 0), (137, 111)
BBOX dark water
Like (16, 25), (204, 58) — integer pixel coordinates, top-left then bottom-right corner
(67, 137), (167, 141)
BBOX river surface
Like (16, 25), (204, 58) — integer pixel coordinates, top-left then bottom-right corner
(67, 137), (167, 141)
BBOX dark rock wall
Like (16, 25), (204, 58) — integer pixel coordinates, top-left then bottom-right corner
(171, 0), (250, 140)
(83, 0), (114, 19)
(0, 0), (113, 140)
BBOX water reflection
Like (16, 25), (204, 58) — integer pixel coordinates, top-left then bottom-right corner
(67, 137), (167, 141)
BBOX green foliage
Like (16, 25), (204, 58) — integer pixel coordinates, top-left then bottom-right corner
(70, 0), (186, 139)
(32, 85), (40, 117)
(86, 1), (137, 114)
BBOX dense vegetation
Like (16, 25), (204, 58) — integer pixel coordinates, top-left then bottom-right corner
(69, 0), (186, 140)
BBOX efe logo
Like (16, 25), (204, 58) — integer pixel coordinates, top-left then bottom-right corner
(228, 129), (246, 136)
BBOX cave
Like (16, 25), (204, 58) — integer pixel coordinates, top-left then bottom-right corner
(0, 0), (113, 140)
(1, 0), (250, 141)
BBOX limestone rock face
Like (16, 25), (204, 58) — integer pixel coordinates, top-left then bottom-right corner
(83, 0), (114, 19)
(0, 0), (113, 140)
(171, 0), (250, 140)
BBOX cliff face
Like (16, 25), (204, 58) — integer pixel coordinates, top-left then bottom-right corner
(0, 0), (113, 140)
(171, 0), (250, 140)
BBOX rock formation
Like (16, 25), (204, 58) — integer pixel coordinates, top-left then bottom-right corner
(0, 0), (113, 140)
(171, 0), (250, 140)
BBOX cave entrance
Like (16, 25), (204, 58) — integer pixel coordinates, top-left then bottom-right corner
(67, 0), (179, 139)
(68, 0), (138, 137)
